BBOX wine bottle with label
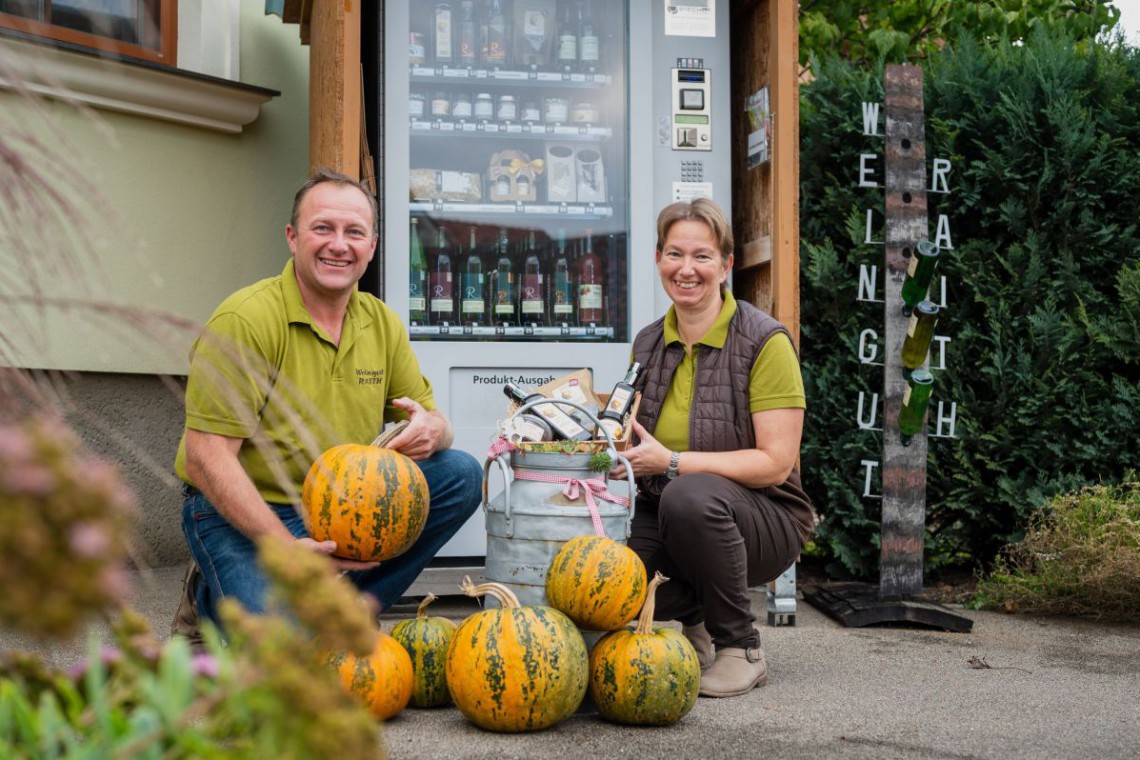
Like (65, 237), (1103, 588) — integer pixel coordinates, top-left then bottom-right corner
(520, 230), (546, 326)
(901, 300), (940, 373)
(898, 368), (934, 446)
(491, 227), (517, 327)
(430, 227), (456, 325)
(458, 0), (479, 67)
(576, 0), (599, 74)
(556, 0), (577, 72)
(434, 3), (454, 66)
(577, 230), (603, 325)
(460, 226), (485, 326)
(550, 230), (576, 326)
(597, 361), (641, 440)
(486, 0), (510, 66)
(901, 239), (941, 311)
(409, 217), (428, 326)
(503, 382), (592, 441)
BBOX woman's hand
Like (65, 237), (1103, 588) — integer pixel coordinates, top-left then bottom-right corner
(610, 418), (672, 479)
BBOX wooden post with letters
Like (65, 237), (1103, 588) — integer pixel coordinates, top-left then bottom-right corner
(879, 65), (928, 600)
(803, 64), (971, 632)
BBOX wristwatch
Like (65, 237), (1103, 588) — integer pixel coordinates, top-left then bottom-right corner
(665, 451), (681, 480)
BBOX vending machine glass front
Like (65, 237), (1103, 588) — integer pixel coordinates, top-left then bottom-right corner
(403, 0), (628, 343)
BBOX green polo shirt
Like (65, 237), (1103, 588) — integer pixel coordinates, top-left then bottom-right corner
(174, 259), (435, 504)
(653, 291), (806, 452)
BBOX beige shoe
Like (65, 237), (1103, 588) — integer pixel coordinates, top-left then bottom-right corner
(170, 559), (206, 654)
(682, 622), (714, 671)
(698, 646), (767, 697)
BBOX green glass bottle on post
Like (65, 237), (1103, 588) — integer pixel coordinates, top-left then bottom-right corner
(901, 300), (940, 375)
(898, 369), (934, 446)
(901, 239), (940, 312)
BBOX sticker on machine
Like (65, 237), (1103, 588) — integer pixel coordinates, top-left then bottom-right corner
(664, 0), (715, 37)
(672, 181), (713, 203)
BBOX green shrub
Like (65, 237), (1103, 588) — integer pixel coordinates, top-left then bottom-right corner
(972, 478), (1140, 621)
(800, 32), (1140, 578)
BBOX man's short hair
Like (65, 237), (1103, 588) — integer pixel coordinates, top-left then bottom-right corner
(290, 168), (379, 236)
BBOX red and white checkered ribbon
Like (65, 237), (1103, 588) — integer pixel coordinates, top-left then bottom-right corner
(486, 436), (517, 460)
(511, 469), (630, 537)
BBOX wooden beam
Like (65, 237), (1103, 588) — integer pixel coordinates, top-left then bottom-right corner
(769, 0), (800, 345)
(308, 0), (361, 178)
(739, 236), (773, 270)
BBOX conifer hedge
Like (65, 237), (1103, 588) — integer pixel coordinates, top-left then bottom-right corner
(799, 32), (1140, 578)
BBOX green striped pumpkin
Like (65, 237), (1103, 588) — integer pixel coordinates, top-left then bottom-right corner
(545, 535), (647, 631)
(299, 443), (429, 562)
(391, 593), (456, 708)
(588, 572), (701, 725)
(445, 577), (588, 733)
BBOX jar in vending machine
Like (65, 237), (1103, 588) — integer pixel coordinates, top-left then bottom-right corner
(409, 32), (427, 65)
(431, 91), (451, 118)
(497, 94), (517, 122)
(571, 101), (598, 124)
(409, 92), (427, 119)
(474, 92), (495, 120)
(543, 96), (569, 124)
(521, 100), (541, 124)
(452, 92), (473, 119)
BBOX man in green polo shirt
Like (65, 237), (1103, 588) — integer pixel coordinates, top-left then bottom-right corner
(173, 168), (481, 632)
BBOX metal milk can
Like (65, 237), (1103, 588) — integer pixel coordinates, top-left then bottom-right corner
(482, 398), (636, 611)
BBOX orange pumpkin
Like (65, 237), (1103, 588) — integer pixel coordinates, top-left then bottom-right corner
(300, 444), (429, 562)
(328, 630), (414, 720)
(545, 535), (647, 631)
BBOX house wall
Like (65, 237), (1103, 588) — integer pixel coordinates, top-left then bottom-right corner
(1, 3), (311, 566)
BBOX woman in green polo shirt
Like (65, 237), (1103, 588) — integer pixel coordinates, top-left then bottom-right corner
(617, 197), (814, 698)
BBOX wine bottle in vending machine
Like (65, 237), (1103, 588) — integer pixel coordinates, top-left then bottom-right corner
(409, 217), (428, 326)
(460, 226), (486, 326)
(520, 230), (546, 326)
(576, 0), (599, 74)
(458, 0), (479, 67)
(577, 230), (603, 325)
(491, 228), (518, 326)
(556, 0), (577, 73)
(433, 3), (454, 66)
(483, 0), (509, 67)
(550, 229), (575, 326)
(430, 227), (456, 325)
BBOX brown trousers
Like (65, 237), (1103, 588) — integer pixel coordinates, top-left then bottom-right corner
(629, 473), (806, 649)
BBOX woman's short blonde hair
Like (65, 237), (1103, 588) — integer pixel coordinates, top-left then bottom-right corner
(655, 197), (734, 263)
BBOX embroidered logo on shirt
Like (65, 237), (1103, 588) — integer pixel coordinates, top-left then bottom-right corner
(356, 368), (386, 386)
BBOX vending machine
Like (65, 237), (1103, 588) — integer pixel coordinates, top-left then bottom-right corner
(363, 0), (734, 559)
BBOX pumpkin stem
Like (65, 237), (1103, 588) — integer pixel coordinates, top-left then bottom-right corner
(460, 576), (522, 609)
(416, 593), (438, 619)
(634, 572), (669, 635)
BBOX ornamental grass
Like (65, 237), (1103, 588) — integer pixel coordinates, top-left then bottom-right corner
(974, 478), (1140, 622)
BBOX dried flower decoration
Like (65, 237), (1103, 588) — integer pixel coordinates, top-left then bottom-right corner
(0, 415), (137, 638)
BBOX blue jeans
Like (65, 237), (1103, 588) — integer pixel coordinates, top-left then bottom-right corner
(182, 448), (482, 625)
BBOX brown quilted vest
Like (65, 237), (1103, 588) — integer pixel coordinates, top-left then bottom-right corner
(631, 299), (814, 540)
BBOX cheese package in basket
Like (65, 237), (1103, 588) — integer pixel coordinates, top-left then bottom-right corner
(504, 369), (640, 451)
